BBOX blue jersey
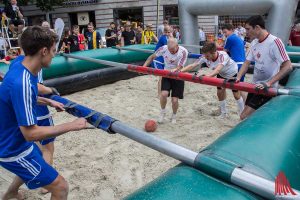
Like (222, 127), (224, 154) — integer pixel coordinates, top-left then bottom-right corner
(153, 35), (168, 69)
(224, 34), (245, 63)
(36, 70), (51, 120)
(10, 56), (50, 120)
(0, 62), (37, 158)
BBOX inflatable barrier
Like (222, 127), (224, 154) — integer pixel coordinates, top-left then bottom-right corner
(124, 69), (300, 200)
(0, 45), (155, 94)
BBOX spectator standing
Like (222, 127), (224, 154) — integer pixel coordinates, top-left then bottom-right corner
(142, 24), (158, 44)
(60, 28), (71, 53)
(68, 25), (80, 53)
(199, 27), (206, 46)
(289, 23), (300, 46)
(135, 25), (143, 44)
(121, 24), (135, 46)
(157, 20), (169, 39)
(85, 22), (102, 50)
(234, 23), (246, 41)
(105, 22), (117, 47)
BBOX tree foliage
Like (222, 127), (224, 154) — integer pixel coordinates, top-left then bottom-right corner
(34, 0), (65, 11)
(4, 0), (64, 11)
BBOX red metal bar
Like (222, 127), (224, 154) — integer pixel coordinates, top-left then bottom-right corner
(127, 65), (278, 97)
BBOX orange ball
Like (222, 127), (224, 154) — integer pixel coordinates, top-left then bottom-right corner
(144, 119), (157, 132)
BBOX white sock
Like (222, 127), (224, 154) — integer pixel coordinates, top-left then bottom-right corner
(172, 113), (176, 118)
(161, 109), (166, 114)
(220, 100), (227, 114)
(236, 97), (244, 115)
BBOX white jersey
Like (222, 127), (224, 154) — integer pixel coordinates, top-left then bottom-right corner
(155, 45), (188, 70)
(195, 51), (238, 79)
(246, 34), (290, 87)
(234, 27), (246, 41)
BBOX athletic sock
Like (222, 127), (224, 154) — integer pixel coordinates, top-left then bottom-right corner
(236, 97), (244, 115)
(220, 100), (227, 114)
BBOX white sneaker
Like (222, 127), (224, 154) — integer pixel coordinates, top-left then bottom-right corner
(158, 112), (166, 123)
(218, 113), (229, 119)
(171, 114), (176, 124)
(210, 107), (221, 116)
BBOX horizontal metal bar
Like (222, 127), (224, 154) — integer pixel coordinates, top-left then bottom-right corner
(288, 52), (300, 56)
(231, 168), (300, 200)
(111, 121), (198, 166)
(114, 46), (154, 54)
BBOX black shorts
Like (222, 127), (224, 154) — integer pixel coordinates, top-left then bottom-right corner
(10, 19), (24, 26)
(245, 93), (272, 110)
(161, 77), (184, 99)
(216, 74), (238, 92)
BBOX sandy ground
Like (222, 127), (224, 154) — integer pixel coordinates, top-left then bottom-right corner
(1, 69), (248, 200)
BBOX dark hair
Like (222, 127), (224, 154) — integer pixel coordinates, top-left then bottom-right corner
(64, 28), (70, 37)
(87, 22), (94, 27)
(245, 15), (265, 29)
(19, 26), (58, 56)
(72, 25), (79, 30)
(110, 22), (115, 25)
(201, 42), (216, 53)
(222, 24), (234, 31)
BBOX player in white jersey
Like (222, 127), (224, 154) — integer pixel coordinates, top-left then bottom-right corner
(181, 42), (244, 118)
(143, 38), (188, 124)
(236, 15), (292, 120)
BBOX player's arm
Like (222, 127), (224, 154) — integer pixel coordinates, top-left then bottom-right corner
(206, 64), (224, 77)
(181, 62), (199, 72)
(37, 96), (65, 112)
(236, 60), (251, 82)
(152, 34), (158, 43)
(0, 72), (4, 81)
(267, 60), (292, 86)
(143, 53), (157, 67)
(20, 118), (87, 141)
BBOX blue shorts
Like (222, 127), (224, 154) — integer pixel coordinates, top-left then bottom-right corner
(37, 117), (55, 145)
(0, 144), (58, 189)
(238, 64), (245, 82)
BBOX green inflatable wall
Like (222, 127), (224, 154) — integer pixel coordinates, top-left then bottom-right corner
(286, 46), (300, 63)
(0, 44), (155, 79)
(125, 165), (263, 200)
(125, 68), (300, 199)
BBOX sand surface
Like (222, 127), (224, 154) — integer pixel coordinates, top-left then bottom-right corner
(1, 70), (247, 199)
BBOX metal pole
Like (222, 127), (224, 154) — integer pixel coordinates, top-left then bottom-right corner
(287, 52), (300, 56)
(60, 53), (282, 97)
(111, 121), (198, 166)
(114, 46), (154, 54)
(292, 63), (300, 68)
(61, 53), (128, 69)
(156, 0), (160, 35)
(51, 94), (300, 200)
(231, 168), (300, 199)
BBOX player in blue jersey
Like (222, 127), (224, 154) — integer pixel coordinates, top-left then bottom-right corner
(11, 54), (60, 194)
(222, 23), (247, 101)
(0, 26), (87, 200)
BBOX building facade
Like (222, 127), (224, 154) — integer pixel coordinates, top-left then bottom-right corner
(21, 0), (217, 34)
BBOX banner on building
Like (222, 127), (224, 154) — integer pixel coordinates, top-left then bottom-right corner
(77, 12), (90, 25)
(63, 0), (98, 7)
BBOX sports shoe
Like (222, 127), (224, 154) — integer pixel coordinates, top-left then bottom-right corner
(210, 107), (221, 116)
(218, 113), (229, 119)
(158, 112), (166, 123)
(170, 114), (177, 124)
